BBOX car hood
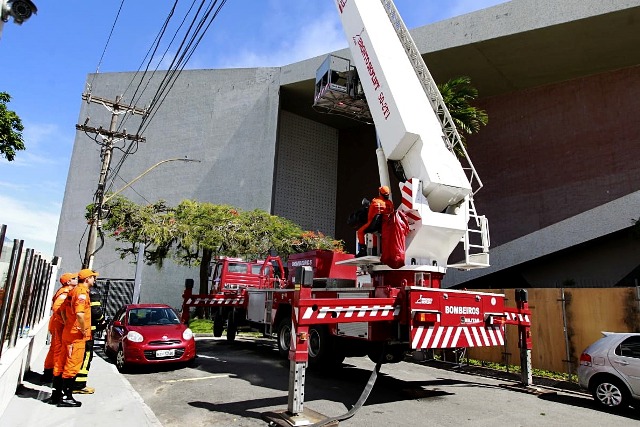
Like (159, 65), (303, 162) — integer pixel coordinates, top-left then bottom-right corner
(129, 324), (188, 341)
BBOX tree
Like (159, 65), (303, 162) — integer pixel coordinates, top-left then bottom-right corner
(96, 196), (345, 296)
(0, 92), (25, 161)
(391, 76), (488, 181)
(438, 76), (488, 155)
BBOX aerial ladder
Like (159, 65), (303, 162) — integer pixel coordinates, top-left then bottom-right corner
(261, 1), (531, 425)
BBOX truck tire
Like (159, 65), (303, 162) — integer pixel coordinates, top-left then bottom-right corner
(367, 343), (406, 364)
(227, 311), (237, 342)
(277, 318), (292, 358)
(213, 313), (224, 337)
(308, 325), (335, 369)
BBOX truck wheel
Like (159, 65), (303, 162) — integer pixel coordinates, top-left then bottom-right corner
(213, 313), (224, 337)
(308, 325), (332, 369)
(227, 311), (237, 342)
(368, 344), (406, 364)
(277, 318), (292, 358)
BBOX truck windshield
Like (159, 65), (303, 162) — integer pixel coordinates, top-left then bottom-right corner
(227, 262), (248, 273)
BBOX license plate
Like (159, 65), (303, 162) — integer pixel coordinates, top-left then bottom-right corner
(156, 349), (175, 357)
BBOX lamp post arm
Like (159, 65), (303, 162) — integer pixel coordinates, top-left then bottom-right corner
(104, 158), (200, 204)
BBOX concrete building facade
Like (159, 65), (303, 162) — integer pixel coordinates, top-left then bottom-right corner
(55, 0), (640, 308)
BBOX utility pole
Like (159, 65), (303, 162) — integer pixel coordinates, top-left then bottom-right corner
(76, 94), (146, 269)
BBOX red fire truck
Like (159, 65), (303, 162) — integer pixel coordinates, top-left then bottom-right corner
(182, 247), (529, 369)
(182, 0), (533, 423)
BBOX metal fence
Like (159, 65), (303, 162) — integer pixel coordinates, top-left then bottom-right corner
(97, 278), (135, 318)
(0, 224), (57, 358)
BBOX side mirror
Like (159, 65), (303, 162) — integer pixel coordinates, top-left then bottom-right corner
(113, 320), (122, 327)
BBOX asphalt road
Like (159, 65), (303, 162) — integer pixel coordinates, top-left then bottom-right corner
(102, 336), (640, 427)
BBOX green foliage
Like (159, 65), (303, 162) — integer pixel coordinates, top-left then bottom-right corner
(97, 196), (345, 271)
(464, 358), (577, 382)
(0, 92), (25, 161)
(437, 76), (488, 156)
(188, 318), (213, 333)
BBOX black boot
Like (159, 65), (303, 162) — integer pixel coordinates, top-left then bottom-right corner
(57, 378), (82, 407)
(43, 376), (63, 405)
(40, 368), (53, 383)
(356, 244), (367, 258)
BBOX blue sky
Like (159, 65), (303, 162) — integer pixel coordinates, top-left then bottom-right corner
(0, 0), (508, 259)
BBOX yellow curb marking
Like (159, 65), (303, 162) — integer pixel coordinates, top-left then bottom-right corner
(163, 374), (230, 383)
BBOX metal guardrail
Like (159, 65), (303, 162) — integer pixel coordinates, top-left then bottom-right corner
(0, 224), (57, 358)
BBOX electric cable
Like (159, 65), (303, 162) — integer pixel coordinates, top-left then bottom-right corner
(88, 0), (126, 95)
(138, 0), (228, 135)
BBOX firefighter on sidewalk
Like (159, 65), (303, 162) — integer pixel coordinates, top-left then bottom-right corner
(42, 272), (78, 404)
(73, 283), (106, 394)
(356, 185), (394, 257)
(57, 268), (96, 407)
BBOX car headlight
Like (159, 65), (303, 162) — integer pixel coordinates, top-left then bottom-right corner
(183, 328), (194, 340)
(126, 330), (144, 342)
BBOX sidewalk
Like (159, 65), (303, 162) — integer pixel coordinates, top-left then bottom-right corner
(0, 341), (163, 427)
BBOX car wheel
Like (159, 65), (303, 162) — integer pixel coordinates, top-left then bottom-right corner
(116, 346), (128, 373)
(103, 340), (113, 359)
(277, 318), (292, 358)
(186, 356), (197, 368)
(592, 376), (630, 409)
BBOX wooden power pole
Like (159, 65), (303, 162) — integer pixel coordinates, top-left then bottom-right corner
(76, 94), (146, 269)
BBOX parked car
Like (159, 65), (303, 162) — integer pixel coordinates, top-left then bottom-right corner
(577, 332), (640, 409)
(104, 303), (196, 372)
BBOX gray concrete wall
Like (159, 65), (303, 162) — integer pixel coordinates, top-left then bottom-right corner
(53, 0), (640, 306)
(273, 111), (338, 235)
(54, 68), (281, 308)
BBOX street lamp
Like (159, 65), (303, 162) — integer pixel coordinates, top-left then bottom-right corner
(83, 157), (200, 269)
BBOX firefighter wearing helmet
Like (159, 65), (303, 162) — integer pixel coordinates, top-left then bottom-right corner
(42, 272), (78, 404)
(57, 268), (97, 407)
(356, 185), (394, 257)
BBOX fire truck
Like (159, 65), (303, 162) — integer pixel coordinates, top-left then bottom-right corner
(182, 0), (533, 424)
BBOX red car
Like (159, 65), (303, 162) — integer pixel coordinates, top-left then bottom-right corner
(104, 304), (196, 372)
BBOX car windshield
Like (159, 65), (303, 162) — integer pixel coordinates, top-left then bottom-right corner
(128, 307), (181, 326)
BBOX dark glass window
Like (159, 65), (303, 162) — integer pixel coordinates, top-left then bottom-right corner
(616, 336), (640, 359)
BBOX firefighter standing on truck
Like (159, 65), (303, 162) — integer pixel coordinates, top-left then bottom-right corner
(73, 283), (106, 394)
(42, 272), (78, 404)
(357, 185), (394, 257)
(57, 268), (96, 407)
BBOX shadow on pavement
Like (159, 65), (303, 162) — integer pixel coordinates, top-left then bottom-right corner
(538, 392), (640, 421)
(139, 336), (538, 423)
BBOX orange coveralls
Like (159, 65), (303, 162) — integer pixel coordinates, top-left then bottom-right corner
(45, 284), (73, 376)
(357, 196), (395, 246)
(60, 284), (92, 379)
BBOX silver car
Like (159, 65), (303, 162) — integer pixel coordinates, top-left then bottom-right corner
(577, 332), (640, 409)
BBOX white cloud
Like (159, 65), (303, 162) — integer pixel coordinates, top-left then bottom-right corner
(0, 194), (60, 259)
(219, 11), (346, 68)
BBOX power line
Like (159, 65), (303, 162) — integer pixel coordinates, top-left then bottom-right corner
(138, 0), (228, 135)
(117, 0), (183, 133)
(88, 0), (126, 95)
(111, 0), (229, 191)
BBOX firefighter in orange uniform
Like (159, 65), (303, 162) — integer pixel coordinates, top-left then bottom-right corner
(58, 268), (96, 407)
(357, 185), (395, 257)
(42, 272), (78, 404)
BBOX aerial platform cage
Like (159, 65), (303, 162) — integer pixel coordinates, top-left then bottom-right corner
(313, 55), (372, 122)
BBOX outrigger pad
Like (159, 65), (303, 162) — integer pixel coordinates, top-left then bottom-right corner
(261, 408), (339, 427)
